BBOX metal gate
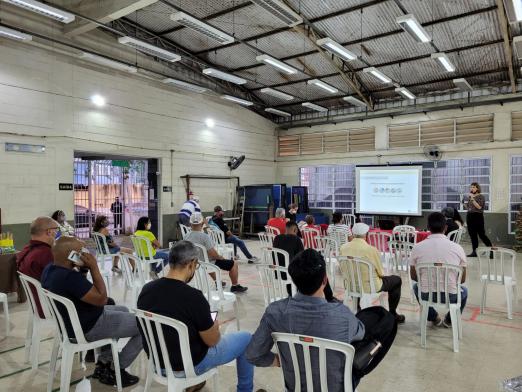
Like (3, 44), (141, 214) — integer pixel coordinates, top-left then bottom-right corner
(73, 158), (149, 238)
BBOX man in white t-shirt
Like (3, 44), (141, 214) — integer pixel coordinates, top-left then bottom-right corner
(410, 212), (468, 328)
(327, 212), (353, 247)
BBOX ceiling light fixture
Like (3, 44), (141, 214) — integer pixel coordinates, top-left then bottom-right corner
(503, 0), (522, 23)
(453, 78), (473, 92)
(0, 26), (32, 41)
(90, 94), (106, 107)
(259, 88), (294, 101)
(395, 87), (416, 100)
(118, 36), (181, 62)
(162, 78), (208, 93)
(221, 95), (253, 106)
(307, 79), (338, 94)
(396, 14), (431, 43)
(202, 68), (247, 85)
(171, 11), (235, 44)
(250, 0), (303, 27)
(2, 0), (75, 23)
(363, 67), (392, 84)
(343, 96), (367, 107)
(80, 52), (138, 73)
(256, 54), (298, 74)
(265, 108), (291, 117)
(302, 102), (328, 112)
(316, 37), (357, 61)
(431, 52), (455, 72)
(205, 118), (215, 128)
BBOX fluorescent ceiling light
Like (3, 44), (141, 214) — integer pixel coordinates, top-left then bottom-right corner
(205, 118), (215, 128)
(90, 95), (106, 107)
(343, 96), (367, 107)
(265, 108), (291, 117)
(453, 78), (473, 92)
(250, 0), (303, 27)
(118, 36), (181, 62)
(302, 102), (328, 112)
(221, 95), (253, 106)
(0, 26), (32, 41)
(316, 37), (357, 61)
(259, 87), (294, 101)
(2, 0), (75, 23)
(171, 11), (234, 44)
(307, 79), (338, 94)
(202, 68), (246, 85)
(80, 53), (138, 73)
(431, 52), (455, 72)
(363, 67), (392, 84)
(256, 54), (298, 74)
(503, 0), (522, 23)
(396, 14), (431, 43)
(162, 78), (208, 93)
(395, 87), (416, 100)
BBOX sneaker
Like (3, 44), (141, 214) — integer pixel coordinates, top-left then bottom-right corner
(84, 349), (95, 363)
(230, 284), (248, 293)
(91, 361), (110, 380)
(248, 256), (260, 264)
(443, 315), (452, 328)
(186, 381), (206, 392)
(432, 316), (443, 327)
(99, 368), (140, 388)
(467, 252), (477, 257)
(394, 314), (406, 324)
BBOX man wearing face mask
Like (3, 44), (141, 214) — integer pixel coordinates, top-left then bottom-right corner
(137, 241), (256, 392)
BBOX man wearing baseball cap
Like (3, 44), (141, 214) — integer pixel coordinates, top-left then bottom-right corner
(339, 222), (405, 323)
(186, 212), (248, 293)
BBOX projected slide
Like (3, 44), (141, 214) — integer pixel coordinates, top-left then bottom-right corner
(356, 166), (422, 216)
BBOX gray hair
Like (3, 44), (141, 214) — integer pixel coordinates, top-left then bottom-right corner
(170, 240), (199, 268)
(354, 233), (367, 239)
(275, 208), (286, 218)
(30, 216), (58, 235)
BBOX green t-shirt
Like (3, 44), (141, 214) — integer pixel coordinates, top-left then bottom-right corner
(134, 230), (157, 257)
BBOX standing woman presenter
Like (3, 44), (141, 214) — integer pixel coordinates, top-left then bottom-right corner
(465, 182), (492, 257)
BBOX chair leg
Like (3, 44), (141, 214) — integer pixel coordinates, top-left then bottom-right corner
(505, 283), (513, 320)
(30, 319), (40, 370)
(111, 341), (123, 392)
(420, 304), (429, 348)
(234, 302), (240, 331)
(143, 360), (153, 392)
(480, 281), (487, 314)
(59, 348), (74, 392)
(2, 296), (9, 336)
(449, 308), (459, 353)
(24, 316), (34, 363)
(47, 337), (60, 392)
(458, 312), (463, 339)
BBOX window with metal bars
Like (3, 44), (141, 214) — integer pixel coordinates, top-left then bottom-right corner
(510, 156), (522, 234)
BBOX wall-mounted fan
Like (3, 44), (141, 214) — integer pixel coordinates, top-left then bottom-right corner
(228, 155), (245, 170)
(423, 145), (442, 162)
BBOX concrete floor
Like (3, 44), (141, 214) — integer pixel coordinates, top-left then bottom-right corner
(1, 238), (521, 392)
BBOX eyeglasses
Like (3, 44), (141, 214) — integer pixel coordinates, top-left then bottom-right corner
(47, 226), (59, 231)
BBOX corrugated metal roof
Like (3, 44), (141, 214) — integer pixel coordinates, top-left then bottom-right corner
(172, 0), (252, 19)
(286, 0), (368, 20)
(399, 0), (496, 23)
(132, 2), (179, 33)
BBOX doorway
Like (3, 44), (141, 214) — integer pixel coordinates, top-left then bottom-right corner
(73, 155), (159, 239)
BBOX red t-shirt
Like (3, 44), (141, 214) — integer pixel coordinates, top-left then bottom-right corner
(267, 217), (287, 235)
(17, 240), (53, 318)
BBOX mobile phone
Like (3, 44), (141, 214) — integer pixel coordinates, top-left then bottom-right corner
(68, 250), (85, 267)
(211, 311), (218, 322)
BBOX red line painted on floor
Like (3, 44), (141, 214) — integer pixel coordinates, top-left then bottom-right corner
(469, 307), (481, 321)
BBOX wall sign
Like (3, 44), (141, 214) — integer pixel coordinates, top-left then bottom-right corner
(59, 183), (73, 191)
(163, 186), (172, 192)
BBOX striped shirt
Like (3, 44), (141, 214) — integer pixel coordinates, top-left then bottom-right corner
(179, 200), (201, 218)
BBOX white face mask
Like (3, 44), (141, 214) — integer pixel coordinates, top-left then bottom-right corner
(146, 223), (152, 230)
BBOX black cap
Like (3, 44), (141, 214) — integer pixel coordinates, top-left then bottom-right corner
(214, 205), (223, 213)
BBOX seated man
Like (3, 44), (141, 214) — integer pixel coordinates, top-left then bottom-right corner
(186, 212), (248, 293)
(41, 237), (142, 387)
(266, 208), (287, 235)
(410, 212), (468, 327)
(441, 207), (460, 235)
(211, 205), (259, 263)
(339, 223), (405, 323)
(246, 249), (366, 391)
(17, 216), (58, 318)
(327, 211), (353, 245)
(302, 215), (321, 248)
(137, 241), (255, 392)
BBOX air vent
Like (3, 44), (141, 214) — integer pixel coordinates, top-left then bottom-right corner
(170, 12), (235, 44)
(250, 0), (303, 27)
(118, 36), (181, 62)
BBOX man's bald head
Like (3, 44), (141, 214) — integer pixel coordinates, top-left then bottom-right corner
(30, 216), (59, 245)
(52, 236), (84, 267)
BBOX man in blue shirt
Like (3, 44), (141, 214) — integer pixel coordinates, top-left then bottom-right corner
(41, 237), (142, 388)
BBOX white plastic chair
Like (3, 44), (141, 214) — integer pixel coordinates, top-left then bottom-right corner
(392, 225), (417, 244)
(367, 231), (393, 271)
(207, 228), (234, 259)
(258, 232), (275, 264)
(120, 253), (150, 308)
(179, 224), (191, 239)
(92, 232), (115, 296)
(18, 272), (54, 369)
(341, 213), (356, 228)
(477, 247), (518, 320)
(0, 292), (8, 337)
(256, 264), (294, 307)
(416, 263), (463, 352)
(447, 227), (465, 244)
(328, 226), (350, 250)
(192, 244), (240, 330)
(302, 227), (320, 249)
(135, 309), (218, 392)
(42, 289), (122, 392)
(316, 237), (339, 290)
(389, 241), (416, 303)
(272, 332), (355, 392)
(265, 225), (281, 236)
(131, 235), (163, 276)
(338, 256), (385, 311)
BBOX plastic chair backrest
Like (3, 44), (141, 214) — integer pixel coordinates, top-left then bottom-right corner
(302, 228), (320, 249)
(367, 231), (392, 253)
(328, 226), (350, 249)
(265, 247), (290, 268)
(256, 264), (294, 306)
(338, 256), (379, 296)
(258, 232), (275, 249)
(92, 232), (111, 255)
(265, 225), (281, 236)
(179, 224), (192, 239)
(41, 289), (88, 344)
(131, 235), (156, 262)
(134, 309), (198, 381)
(341, 214), (356, 228)
(119, 253), (137, 287)
(477, 247), (516, 285)
(208, 228), (226, 247)
(392, 225), (417, 244)
(388, 240), (413, 269)
(416, 263), (462, 307)
(18, 272), (51, 319)
(272, 332), (355, 392)
(192, 244), (225, 302)
(446, 227), (465, 244)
